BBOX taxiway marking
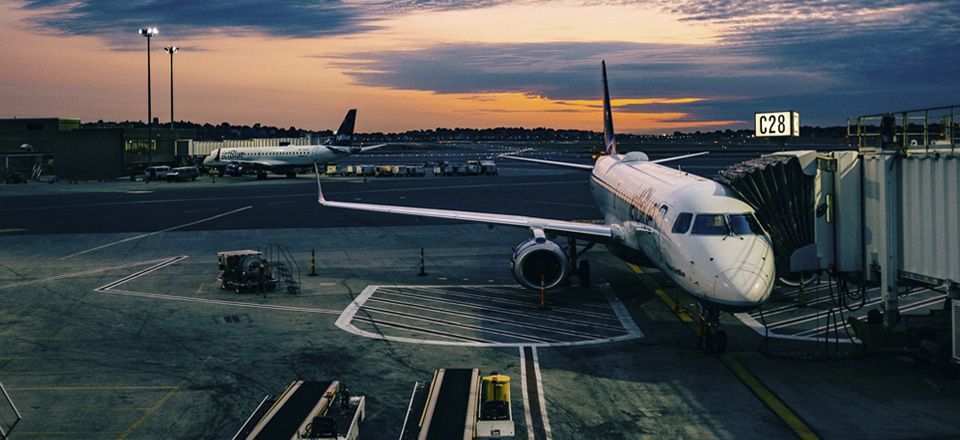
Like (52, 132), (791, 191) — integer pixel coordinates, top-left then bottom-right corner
(104, 289), (341, 315)
(9, 385), (174, 391)
(0, 180), (578, 212)
(629, 263), (820, 440)
(366, 296), (609, 339)
(336, 285), (643, 347)
(0, 258), (171, 290)
(118, 356), (210, 439)
(376, 288), (625, 331)
(92, 256), (340, 315)
(722, 354), (819, 440)
(360, 306), (557, 343)
(520, 346), (552, 440)
(61, 205), (253, 260)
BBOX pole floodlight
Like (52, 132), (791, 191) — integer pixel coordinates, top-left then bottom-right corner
(164, 46), (178, 130)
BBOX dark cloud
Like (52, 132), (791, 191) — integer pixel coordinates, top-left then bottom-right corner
(19, 0), (377, 43)
(17, 0), (511, 48)
(337, 42), (829, 99)
(17, 0), (960, 128)
(333, 0), (960, 128)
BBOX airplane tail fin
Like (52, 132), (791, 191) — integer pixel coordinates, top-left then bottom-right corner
(601, 61), (617, 156)
(333, 109), (357, 146)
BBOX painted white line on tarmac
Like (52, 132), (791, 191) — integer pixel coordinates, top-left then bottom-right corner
(95, 256), (187, 291)
(532, 347), (553, 440)
(519, 347), (535, 440)
(103, 289), (341, 315)
(62, 205), (253, 260)
(601, 284), (643, 337)
(334, 284), (643, 348)
(91, 255), (340, 315)
(0, 258), (170, 290)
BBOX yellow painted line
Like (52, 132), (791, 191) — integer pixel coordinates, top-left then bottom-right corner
(627, 263), (820, 440)
(0, 228), (26, 234)
(117, 357), (210, 440)
(721, 354), (819, 440)
(627, 264), (695, 324)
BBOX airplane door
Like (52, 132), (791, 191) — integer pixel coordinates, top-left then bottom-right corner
(655, 205), (669, 263)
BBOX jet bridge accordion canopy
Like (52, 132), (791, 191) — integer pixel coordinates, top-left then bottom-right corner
(715, 154), (815, 278)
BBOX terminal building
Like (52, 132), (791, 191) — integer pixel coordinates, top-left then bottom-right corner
(0, 117), (195, 181)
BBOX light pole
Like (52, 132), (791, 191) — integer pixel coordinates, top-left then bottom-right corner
(163, 46), (178, 130)
(139, 27), (158, 169)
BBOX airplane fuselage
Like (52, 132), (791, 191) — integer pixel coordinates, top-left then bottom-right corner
(202, 145), (342, 172)
(589, 154), (775, 312)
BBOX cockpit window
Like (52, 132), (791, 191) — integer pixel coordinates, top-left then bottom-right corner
(691, 214), (729, 235)
(690, 213), (764, 235)
(728, 213), (765, 235)
(672, 212), (693, 233)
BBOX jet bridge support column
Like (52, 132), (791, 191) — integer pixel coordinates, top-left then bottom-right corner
(875, 152), (901, 327)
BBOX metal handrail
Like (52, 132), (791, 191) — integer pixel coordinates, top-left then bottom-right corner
(849, 104), (958, 153)
(270, 243), (301, 293)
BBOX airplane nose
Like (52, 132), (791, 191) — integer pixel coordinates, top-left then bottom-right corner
(714, 264), (773, 305)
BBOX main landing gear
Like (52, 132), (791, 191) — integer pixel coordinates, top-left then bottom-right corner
(566, 237), (594, 286)
(698, 304), (728, 354)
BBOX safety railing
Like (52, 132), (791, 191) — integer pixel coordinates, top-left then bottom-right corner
(848, 104), (958, 154)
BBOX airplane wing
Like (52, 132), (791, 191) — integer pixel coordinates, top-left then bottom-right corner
(314, 166), (613, 241)
(328, 143), (389, 155)
(500, 155), (594, 170)
(501, 151), (708, 169)
(358, 143), (388, 152)
(651, 151), (709, 164)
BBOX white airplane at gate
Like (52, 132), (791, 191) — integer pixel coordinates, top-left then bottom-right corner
(203, 109), (386, 179)
(315, 62), (775, 351)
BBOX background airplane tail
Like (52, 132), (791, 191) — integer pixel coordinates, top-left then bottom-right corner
(601, 61), (617, 156)
(333, 109), (357, 146)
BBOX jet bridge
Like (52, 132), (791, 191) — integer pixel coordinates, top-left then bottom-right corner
(717, 105), (959, 356)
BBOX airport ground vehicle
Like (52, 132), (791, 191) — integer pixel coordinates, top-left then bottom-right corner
(233, 380), (365, 440)
(359, 165), (375, 176)
(480, 160), (499, 175)
(165, 166), (198, 182)
(217, 250), (276, 293)
(400, 369), (514, 439)
(3, 171), (27, 184)
(143, 165), (170, 180)
(466, 160), (482, 175)
(476, 373), (515, 439)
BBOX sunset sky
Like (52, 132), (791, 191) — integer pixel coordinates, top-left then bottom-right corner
(0, 1), (957, 133)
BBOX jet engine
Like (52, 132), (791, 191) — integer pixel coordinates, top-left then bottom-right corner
(511, 237), (568, 290)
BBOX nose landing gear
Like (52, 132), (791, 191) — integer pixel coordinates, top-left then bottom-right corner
(698, 304), (728, 354)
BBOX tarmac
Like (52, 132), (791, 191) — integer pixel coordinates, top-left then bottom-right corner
(0, 150), (958, 439)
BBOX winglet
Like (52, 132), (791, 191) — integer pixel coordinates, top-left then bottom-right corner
(601, 60), (617, 156)
(314, 164), (326, 204)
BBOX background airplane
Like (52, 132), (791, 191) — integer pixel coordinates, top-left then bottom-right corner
(203, 109), (385, 179)
(315, 62), (775, 353)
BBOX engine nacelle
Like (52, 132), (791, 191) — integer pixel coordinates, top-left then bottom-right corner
(511, 237), (568, 290)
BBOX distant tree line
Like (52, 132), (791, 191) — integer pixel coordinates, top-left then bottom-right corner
(83, 120), (848, 142)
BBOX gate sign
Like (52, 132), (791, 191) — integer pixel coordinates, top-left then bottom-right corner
(754, 111), (799, 137)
